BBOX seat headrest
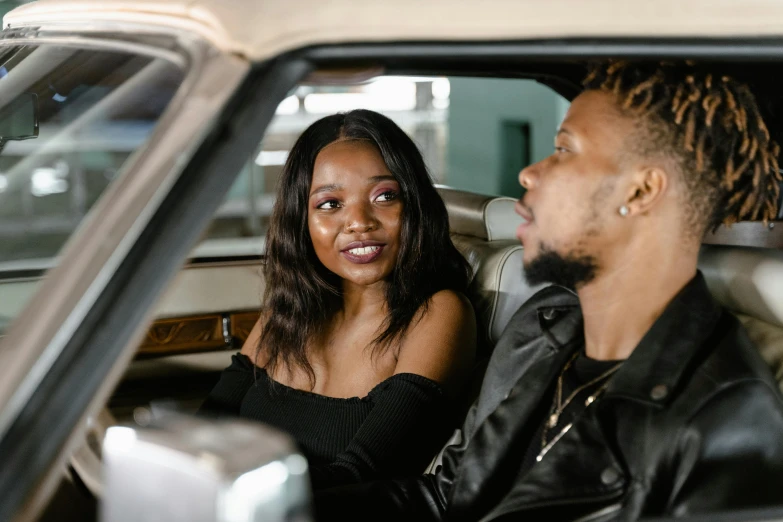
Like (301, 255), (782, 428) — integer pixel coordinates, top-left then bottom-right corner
(438, 187), (539, 348)
(437, 186), (523, 241)
(700, 245), (783, 328)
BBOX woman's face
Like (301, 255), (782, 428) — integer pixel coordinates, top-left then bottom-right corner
(307, 139), (403, 289)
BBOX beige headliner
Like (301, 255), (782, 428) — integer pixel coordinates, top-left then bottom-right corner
(5, 0), (783, 62)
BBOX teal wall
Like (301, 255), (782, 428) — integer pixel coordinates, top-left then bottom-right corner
(446, 78), (569, 198)
(0, 1), (35, 19)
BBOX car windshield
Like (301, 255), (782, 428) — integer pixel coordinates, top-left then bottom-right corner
(0, 44), (184, 335)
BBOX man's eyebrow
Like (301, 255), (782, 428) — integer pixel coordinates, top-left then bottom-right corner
(310, 183), (341, 196)
(556, 128), (573, 138)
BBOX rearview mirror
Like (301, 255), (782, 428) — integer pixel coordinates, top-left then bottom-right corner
(0, 92), (38, 141)
(101, 413), (312, 522)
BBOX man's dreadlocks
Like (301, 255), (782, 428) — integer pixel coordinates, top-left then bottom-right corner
(584, 61), (782, 232)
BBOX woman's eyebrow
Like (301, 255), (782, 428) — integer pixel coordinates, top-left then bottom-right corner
(310, 176), (396, 196)
(368, 175), (397, 184)
(310, 183), (341, 196)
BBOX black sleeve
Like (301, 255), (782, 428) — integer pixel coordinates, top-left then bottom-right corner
(313, 401), (481, 521)
(308, 373), (454, 490)
(314, 474), (445, 522)
(197, 353), (255, 417)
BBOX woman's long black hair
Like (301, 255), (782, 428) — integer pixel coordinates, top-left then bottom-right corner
(258, 109), (472, 385)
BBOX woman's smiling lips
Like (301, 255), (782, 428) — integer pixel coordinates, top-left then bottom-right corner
(340, 240), (386, 264)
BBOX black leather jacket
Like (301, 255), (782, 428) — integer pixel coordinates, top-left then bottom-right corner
(315, 273), (783, 521)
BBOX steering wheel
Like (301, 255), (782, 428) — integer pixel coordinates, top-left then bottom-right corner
(69, 408), (116, 497)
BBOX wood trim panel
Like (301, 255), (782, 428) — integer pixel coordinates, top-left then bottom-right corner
(137, 310), (259, 358)
(230, 311), (258, 343)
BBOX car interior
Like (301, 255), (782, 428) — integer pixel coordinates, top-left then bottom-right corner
(111, 187), (542, 422)
(13, 64), (783, 520)
(59, 194), (783, 510)
(105, 189), (783, 416)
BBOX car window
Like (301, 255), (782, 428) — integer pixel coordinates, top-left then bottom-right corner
(194, 75), (569, 258)
(0, 45), (185, 333)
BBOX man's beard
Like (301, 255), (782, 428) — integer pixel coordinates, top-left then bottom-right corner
(524, 243), (598, 290)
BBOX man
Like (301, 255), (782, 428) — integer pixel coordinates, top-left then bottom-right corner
(315, 61), (783, 521)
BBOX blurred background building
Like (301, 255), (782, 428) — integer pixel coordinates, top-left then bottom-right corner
(0, 0), (569, 265)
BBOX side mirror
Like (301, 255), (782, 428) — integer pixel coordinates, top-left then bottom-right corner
(100, 413), (312, 522)
(0, 92), (38, 141)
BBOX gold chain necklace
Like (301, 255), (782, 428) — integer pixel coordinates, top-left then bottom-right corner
(545, 352), (623, 430)
(536, 379), (612, 463)
(536, 352), (623, 463)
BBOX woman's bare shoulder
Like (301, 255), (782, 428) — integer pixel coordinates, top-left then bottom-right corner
(393, 290), (476, 395)
(239, 310), (271, 366)
(428, 289), (473, 316)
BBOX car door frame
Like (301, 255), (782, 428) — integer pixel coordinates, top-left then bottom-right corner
(0, 25), (264, 520)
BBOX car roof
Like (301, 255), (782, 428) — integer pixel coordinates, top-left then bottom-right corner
(5, 0), (783, 62)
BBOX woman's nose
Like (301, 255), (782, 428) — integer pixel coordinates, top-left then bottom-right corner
(344, 203), (378, 233)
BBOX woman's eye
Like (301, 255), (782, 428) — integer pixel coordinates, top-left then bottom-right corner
(316, 199), (340, 210)
(375, 190), (399, 202)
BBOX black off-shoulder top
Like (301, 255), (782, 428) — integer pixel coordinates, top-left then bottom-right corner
(199, 354), (454, 489)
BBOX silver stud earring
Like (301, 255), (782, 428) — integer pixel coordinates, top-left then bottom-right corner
(619, 205), (629, 217)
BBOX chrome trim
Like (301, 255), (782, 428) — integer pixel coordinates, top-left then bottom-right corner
(0, 34), (185, 67)
(222, 315), (231, 345)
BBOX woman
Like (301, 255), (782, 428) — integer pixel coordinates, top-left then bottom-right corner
(200, 109), (476, 489)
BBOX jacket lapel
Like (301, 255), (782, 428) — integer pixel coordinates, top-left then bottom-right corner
(447, 302), (582, 517)
(481, 406), (626, 521)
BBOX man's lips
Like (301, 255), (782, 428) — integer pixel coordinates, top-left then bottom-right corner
(514, 201), (534, 242)
(514, 201), (534, 223)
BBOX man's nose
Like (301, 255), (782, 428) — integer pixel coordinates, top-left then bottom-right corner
(518, 162), (541, 192)
(344, 203), (378, 233)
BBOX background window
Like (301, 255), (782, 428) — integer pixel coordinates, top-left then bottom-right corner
(195, 75), (568, 257)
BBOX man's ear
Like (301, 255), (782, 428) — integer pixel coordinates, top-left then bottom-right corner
(623, 166), (669, 216)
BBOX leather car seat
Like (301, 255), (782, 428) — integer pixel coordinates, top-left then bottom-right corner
(425, 187), (543, 472)
(700, 245), (783, 391)
(437, 187), (545, 355)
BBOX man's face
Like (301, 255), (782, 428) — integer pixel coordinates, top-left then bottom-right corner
(515, 89), (635, 289)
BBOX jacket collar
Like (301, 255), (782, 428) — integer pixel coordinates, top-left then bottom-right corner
(538, 272), (722, 408)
